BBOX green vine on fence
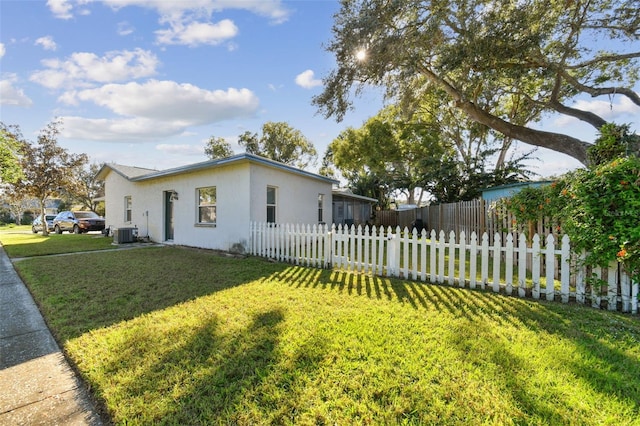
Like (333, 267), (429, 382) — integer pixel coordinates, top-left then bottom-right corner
(500, 124), (640, 285)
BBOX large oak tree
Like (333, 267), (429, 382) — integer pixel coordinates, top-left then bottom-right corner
(313, 0), (640, 165)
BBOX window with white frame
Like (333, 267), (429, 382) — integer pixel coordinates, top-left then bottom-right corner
(197, 186), (216, 225)
(318, 194), (324, 223)
(266, 186), (277, 223)
(124, 196), (132, 222)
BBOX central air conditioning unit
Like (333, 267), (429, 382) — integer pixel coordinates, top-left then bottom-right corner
(113, 227), (136, 244)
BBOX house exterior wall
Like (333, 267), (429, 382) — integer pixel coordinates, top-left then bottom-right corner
(102, 159), (333, 252)
(248, 163), (332, 226)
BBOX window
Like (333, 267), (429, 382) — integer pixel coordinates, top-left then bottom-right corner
(124, 196), (132, 222)
(197, 186), (216, 225)
(318, 194), (324, 223)
(266, 186), (277, 223)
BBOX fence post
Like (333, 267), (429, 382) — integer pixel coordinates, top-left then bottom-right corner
(402, 227), (410, 279)
(505, 234), (514, 295)
(632, 278), (638, 315)
(607, 263), (618, 311)
(561, 235), (571, 303)
(492, 233), (501, 293)
(448, 231), (456, 286)
(420, 229), (427, 282)
(575, 251), (586, 304)
(438, 230), (446, 284)
(411, 229), (419, 280)
(387, 226), (400, 277)
(592, 266), (602, 308)
(518, 233), (527, 297)
(545, 234), (555, 301)
(469, 232), (477, 289)
(377, 226), (385, 276)
(459, 231), (466, 288)
(324, 225), (332, 268)
(621, 267), (630, 313)
(386, 228), (397, 277)
(480, 233), (489, 290)
(532, 234), (541, 299)
(430, 230), (437, 283)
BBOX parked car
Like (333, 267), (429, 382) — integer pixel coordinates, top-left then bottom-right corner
(53, 211), (106, 234)
(32, 214), (56, 233)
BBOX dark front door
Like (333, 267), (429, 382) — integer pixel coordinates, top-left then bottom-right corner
(165, 191), (174, 241)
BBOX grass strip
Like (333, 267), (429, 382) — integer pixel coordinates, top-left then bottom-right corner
(0, 226), (114, 258)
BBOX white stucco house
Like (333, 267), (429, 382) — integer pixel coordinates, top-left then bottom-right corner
(96, 153), (337, 252)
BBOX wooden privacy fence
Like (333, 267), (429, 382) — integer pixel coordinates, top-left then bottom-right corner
(376, 198), (561, 244)
(250, 222), (639, 315)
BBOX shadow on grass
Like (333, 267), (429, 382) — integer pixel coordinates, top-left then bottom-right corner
(15, 246), (290, 341)
(92, 308), (294, 424)
(17, 246), (640, 423)
(271, 265), (640, 420)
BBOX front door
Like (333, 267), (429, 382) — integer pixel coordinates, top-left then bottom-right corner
(165, 191), (174, 241)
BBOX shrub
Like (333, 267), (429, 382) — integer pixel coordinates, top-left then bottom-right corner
(562, 156), (640, 282)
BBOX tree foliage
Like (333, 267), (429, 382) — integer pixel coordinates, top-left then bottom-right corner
(0, 122), (26, 184)
(327, 106), (444, 204)
(68, 162), (105, 213)
(238, 121), (318, 170)
(12, 120), (87, 235)
(423, 148), (536, 203)
(587, 123), (640, 166)
(204, 136), (234, 160)
(314, 0), (640, 165)
(326, 105), (534, 204)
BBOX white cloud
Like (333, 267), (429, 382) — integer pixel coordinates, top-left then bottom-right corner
(35, 36), (58, 51)
(101, 0), (291, 25)
(30, 48), (159, 89)
(60, 116), (188, 140)
(59, 80), (259, 140)
(47, 0), (92, 19)
(554, 95), (640, 127)
(155, 19), (238, 46)
(295, 69), (322, 89)
(65, 80), (259, 123)
(0, 43), (5, 58)
(156, 143), (205, 156)
(47, 0), (74, 19)
(0, 75), (33, 107)
(49, 1), (290, 46)
(117, 21), (135, 36)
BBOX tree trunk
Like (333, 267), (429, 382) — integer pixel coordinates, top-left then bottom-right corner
(40, 200), (48, 237)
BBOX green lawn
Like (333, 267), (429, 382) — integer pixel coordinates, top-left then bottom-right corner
(3, 229), (640, 425)
(0, 225), (114, 258)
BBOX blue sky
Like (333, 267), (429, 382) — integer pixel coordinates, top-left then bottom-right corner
(1, 0), (638, 179)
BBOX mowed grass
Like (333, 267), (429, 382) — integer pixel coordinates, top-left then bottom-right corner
(5, 235), (640, 424)
(0, 225), (114, 258)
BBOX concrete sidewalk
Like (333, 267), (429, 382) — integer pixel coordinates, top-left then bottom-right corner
(0, 244), (104, 425)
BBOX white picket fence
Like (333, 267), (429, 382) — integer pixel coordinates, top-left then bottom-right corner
(250, 222), (639, 315)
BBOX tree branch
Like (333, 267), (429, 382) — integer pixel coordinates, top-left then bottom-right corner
(567, 51), (640, 69)
(560, 68), (640, 106)
(418, 66), (591, 164)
